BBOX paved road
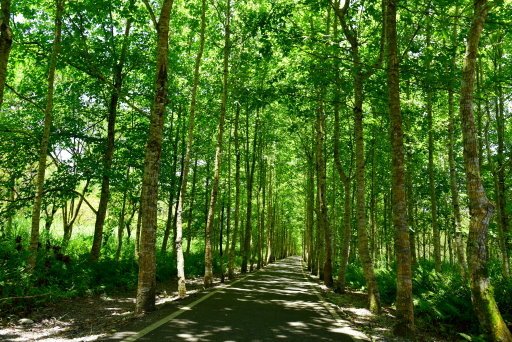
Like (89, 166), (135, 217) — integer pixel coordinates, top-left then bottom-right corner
(114, 256), (367, 341)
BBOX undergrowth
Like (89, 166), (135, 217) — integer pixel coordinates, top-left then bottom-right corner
(0, 232), (229, 316)
(343, 259), (512, 338)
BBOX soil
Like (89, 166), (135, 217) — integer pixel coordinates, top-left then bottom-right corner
(0, 276), (210, 342)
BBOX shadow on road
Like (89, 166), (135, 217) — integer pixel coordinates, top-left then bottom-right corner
(111, 256), (366, 341)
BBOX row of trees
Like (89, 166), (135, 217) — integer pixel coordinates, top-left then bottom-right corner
(1, 0), (512, 340)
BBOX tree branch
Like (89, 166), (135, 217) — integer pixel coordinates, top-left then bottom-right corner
(142, 0), (158, 31)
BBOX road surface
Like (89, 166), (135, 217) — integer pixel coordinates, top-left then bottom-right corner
(112, 256), (368, 341)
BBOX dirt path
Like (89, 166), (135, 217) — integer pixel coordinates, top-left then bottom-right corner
(109, 256), (368, 342)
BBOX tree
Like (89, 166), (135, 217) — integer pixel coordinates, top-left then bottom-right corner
(385, 0), (415, 337)
(28, 0), (64, 270)
(332, 0), (383, 312)
(175, 0), (207, 297)
(90, 1), (134, 262)
(315, 99), (333, 287)
(135, 0), (174, 314)
(204, 0), (230, 287)
(458, 0), (512, 339)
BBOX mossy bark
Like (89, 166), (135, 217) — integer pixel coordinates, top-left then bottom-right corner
(386, 0), (415, 337)
(459, 0), (512, 340)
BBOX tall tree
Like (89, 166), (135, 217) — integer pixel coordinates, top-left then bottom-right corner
(458, 0), (512, 339)
(385, 0), (415, 337)
(135, 0), (174, 314)
(175, 0), (207, 297)
(447, 3), (467, 278)
(90, 4), (134, 261)
(241, 110), (258, 274)
(228, 103), (241, 278)
(491, 33), (510, 277)
(315, 99), (333, 287)
(28, 0), (64, 270)
(424, 12), (441, 272)
(332, 0), (382, 313)
(204, 0), (230, 287)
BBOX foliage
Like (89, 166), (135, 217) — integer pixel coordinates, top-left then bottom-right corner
(344, 260), (490, 334)
(0, 230), (225, 316)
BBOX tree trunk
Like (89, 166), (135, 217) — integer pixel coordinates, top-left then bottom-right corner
(176, 0), (206, 284)
(306, 143), (315, 272)
(90, 11), (133, 262)
(135, 201), (142, 258)
(28, 0), (64, 270)
(386, 0), (415, 337)
(424, 16), (441, 272)
(484, 106), (510, 278)
(0, 0), (12, 109)
(176, 0), (206, 288)
(333, 0), (380, 309)
(315, 100), (333, 287)
(62, 180), (89, 249)
(161, 110), (180, 254)
(493, 41), (510, 277)
(241, 111), (258, 274)
(333, 76), (351, 294)
(135, 0), (174, 314)
(186, 158), (199, 256)
(458, 0), (512, 339)
(447, 4), (467, 278)
(406, 167), (416, 266)
(204, 0), (230, 287)
(353, 72), (380, 312)
(228, 103), (241, 278)
(115, 168), (130, 262)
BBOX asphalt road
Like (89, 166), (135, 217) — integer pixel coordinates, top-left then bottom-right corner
(113, 256), (367, 342)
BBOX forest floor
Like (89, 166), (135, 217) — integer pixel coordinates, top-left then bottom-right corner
(323, 289), (454, 341)
(0, 275), (211, 341)
(1, 269), (455, 342)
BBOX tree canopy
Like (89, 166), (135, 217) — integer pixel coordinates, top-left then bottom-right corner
(1, 0), (512, 340)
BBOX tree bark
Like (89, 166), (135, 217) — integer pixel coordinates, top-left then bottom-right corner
(386, 0), (415, 337)
(28, 0), (64, 270)
(0, 0), (12, 109)
(204, 0), (230, 287)
(459, 0), (512, 339)
(135, 0), (174, 314)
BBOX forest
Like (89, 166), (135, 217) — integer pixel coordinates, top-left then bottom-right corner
(1, 0), (512, 340)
